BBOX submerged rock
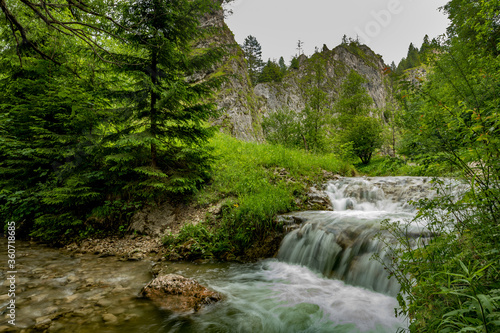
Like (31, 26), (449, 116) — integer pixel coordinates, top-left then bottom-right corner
(140, 274), (222, 313)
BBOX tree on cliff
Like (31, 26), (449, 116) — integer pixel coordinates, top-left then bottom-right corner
(259, 59), (283, 83)
(241, 35), (264, 85)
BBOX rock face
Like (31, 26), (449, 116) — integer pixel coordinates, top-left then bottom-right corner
(128, 202), (176, 237)
(254, 43), (391, 117)
(140, 274), (222, 313)
(200, 4), (264, 142)
(202, 6), (392, 142)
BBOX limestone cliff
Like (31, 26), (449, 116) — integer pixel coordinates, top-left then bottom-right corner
(254, 43), (392, 116)
(204, 7), (392, 142)
(201, 5), (264, 142)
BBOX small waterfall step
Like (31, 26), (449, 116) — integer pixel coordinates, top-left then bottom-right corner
(277, 177), (438, 296)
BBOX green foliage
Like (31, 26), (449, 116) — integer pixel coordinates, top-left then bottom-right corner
(241, 35), (264, 85)
(298, 54), (333, 152)
(262, 107), (302, 148)
(259, 59), (283, 83)
(382, 1), (500, 331)
(342, 116), (383, 164)
(334, 70), (381, 164)
(334, 70), (372, 118)
(290, 57), (300, 70)
(394, 36), (441, 75)
(278, 56), (287, 75)
(0, 0), (226, 242)
(355, 156), (418, 176)
(164, 133), (355, 259)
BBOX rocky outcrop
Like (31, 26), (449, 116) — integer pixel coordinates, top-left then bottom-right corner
(200, 4), (264, 142)
(140, 274), (222, 313)
(202, 6), (392, 142)
(255, 43), (391, 117)
(128, 202), (176, 237)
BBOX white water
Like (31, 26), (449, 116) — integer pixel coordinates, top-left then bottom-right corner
(278, 177), (435, 296)
(2, 177), (442, 332)
(162, 259), (405, 332)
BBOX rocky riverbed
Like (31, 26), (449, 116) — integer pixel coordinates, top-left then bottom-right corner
(0, 238), (166, 332)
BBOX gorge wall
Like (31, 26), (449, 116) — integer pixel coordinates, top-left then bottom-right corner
(207, 7), (393, 142)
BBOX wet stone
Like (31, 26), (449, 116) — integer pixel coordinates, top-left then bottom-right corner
(35, 316), (52, 327)
(64, 295), (78, 303)
(140, 274), (223, 313)
(109, 307), (126, 315)
(48, 321), (65, 332)
(102, 313), (118, 324)
(96, 299), (113, 307)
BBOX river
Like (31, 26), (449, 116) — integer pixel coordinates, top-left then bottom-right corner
(1, 177), (437, 332)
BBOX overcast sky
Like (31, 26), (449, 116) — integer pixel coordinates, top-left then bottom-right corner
(224, 0), (450, 65)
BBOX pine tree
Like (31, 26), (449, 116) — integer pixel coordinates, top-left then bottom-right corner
(278, 56), (287, 75)
(106, 0), (225, 198)
(241, 35), (264, 85)
(0, 0), (226, 241)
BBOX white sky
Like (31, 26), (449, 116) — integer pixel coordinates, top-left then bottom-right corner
(224, 0), (450, 65)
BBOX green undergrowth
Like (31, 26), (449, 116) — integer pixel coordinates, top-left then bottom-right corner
(162, 133), (355, 260)
(355, 155), (459, 177)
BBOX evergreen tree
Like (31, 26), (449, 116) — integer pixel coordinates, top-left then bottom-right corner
(107, 0), (225, 197)
(259, 59), (283, 83)
(241, 35), (264, 85)
(290, 56), (300, 70)
(0, 0), (226, 241)
(0, 39), (110, 240)
(278, 56), (287, 75)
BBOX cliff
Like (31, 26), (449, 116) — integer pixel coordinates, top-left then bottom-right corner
(254, 43), (391, 116)
(200, 5), (264, 142)
(204, 8), (392, 141)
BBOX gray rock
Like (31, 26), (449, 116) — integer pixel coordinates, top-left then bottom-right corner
(128, 202), (176, 237)
(140, 274), (223, 313)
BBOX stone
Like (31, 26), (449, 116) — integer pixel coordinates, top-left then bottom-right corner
(43, 306), (59, 316)
(96, 299), (113, 307)
(109, 307), (126, 315)
(124, 314), (140, 321)
(35, 316), (52, 325)
(48, 321), (65, 332)
(128, 202), (176, 237)
(102, 313), (118, 324)
(64, 294), (78, 303)
(140, 274), (222, 313)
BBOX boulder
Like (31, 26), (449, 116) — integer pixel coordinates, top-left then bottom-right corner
(140, 274), (222, 313)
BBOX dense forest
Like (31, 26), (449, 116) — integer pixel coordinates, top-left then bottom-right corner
(1, 0), (499, 331)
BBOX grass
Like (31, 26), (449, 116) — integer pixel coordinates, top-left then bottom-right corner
(163, 133), (356, 259)
(355, 155), (457, 177)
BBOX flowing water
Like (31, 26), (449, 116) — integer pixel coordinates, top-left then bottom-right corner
(1, 177), (437, 332)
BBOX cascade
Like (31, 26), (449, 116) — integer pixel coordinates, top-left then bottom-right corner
(277, 177), (436, 295)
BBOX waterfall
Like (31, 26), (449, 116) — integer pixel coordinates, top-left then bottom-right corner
(277, 177), (436, 296)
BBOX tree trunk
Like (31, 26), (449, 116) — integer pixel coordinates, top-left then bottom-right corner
(301, 134), (308, 152)
(150, 50), (158, 169)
